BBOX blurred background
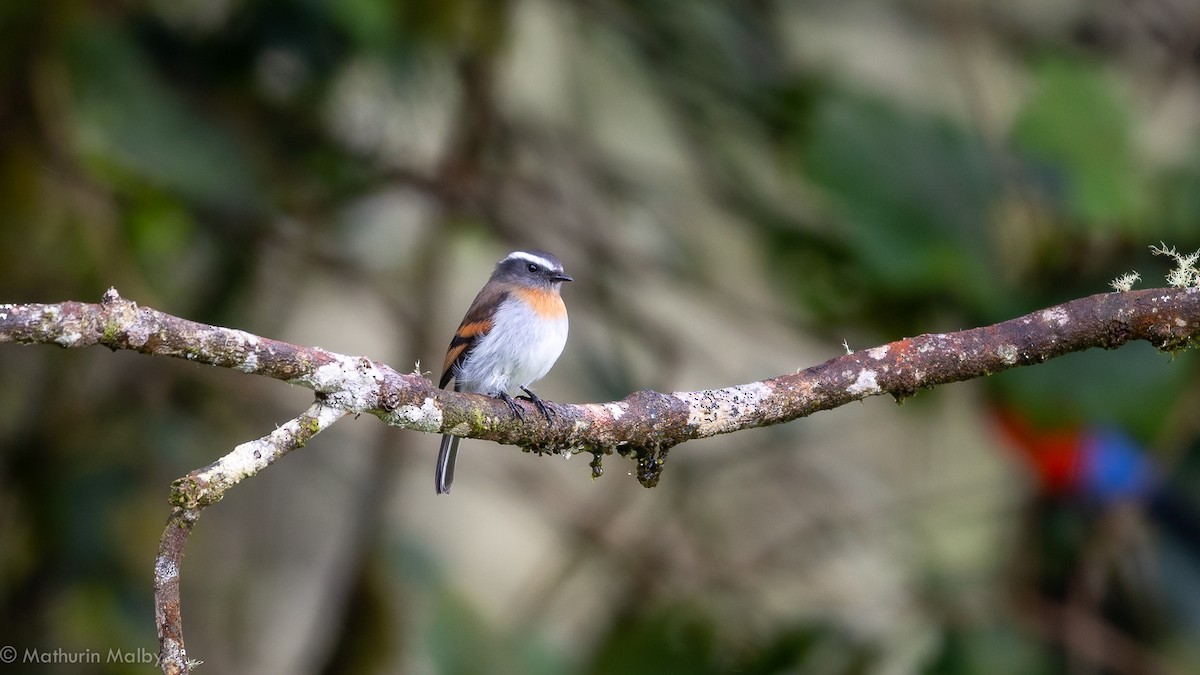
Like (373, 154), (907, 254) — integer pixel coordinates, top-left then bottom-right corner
(4, 0), (1200, 673)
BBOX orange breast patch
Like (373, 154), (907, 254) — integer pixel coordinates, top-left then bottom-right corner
(512, 287), (566, 318)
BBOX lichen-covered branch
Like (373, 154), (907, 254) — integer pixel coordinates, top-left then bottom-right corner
(171, 400), (348, 510)
(153, 400), (344, 675)
(4, 286), (1200, 487)
(5, 286), (1200, 674)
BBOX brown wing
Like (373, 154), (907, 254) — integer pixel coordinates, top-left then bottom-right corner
(439, 286), (508, 389)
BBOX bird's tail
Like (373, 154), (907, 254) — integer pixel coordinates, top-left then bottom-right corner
(436, 434), (460, 494)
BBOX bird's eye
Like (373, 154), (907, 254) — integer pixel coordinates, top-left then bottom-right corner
(527, 263), (540, 273)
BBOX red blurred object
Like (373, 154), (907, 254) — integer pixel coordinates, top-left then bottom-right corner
(993, 408), (1085, 496)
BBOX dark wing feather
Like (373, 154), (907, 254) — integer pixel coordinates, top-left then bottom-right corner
(439, 287), (508, 388)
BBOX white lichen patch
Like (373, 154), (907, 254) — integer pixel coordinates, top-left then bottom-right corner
(54, 331), (83, 347)
(230, 329), (260, 346)
(225, 437), (276, 477)
(154, 556), (179, 582)
(847, 369), (880, 396)
(868, 345), (889, 360)
(304, 357), (383, 412)
(997, 344), (1019, 365)
(310, 360), (348, 387)
(603, 402), (626, 420)
(1041, 307), (1069, 327)
(917, 336), (944, 353)
(1176, 318), (1189, 328)
(680, 382), (772, 436)
(198, 402), (345, 492)
(385, 397), (443, 433)
(1110, 271), (1140, 292)
(239, 352), (259, 373)
(1151, 242), (1200, 288)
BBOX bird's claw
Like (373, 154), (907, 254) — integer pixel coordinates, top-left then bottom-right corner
(518, 386), (555, 421)
(497, 391), (524, 420)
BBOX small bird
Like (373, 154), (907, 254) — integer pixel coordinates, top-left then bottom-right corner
(436, 250), (572, 494)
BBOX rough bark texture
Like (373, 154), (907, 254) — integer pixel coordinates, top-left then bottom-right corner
(5, 287), (1197, 459)
(3, 285), (1200, 673)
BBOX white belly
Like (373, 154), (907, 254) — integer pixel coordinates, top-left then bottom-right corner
(455, 298), (568, 395)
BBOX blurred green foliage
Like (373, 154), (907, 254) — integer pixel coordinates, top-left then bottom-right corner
(792, 89), (1000, 327)
(1012, 58), (1143, 228)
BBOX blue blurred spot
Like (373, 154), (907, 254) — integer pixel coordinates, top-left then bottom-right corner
(1080, 428), (1158, 504)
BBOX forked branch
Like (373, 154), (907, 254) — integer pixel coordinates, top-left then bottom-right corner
(3, 285), (1200, 673)
(154, 400), (345, 674)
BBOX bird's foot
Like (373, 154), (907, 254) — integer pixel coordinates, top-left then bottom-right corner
(518, 386), (555, 421)
(496, 391), (524, 420)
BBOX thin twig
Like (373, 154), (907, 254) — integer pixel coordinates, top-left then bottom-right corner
(153, 400), (346, 675)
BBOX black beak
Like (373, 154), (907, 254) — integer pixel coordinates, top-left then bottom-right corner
(551, 272), (574, 282)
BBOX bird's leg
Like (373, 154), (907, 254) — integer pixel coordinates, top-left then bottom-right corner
(495, 391), (524, 420)
(518, 386), (555, 421)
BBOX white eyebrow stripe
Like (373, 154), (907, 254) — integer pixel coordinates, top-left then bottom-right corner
(505, 251), (559, 270)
